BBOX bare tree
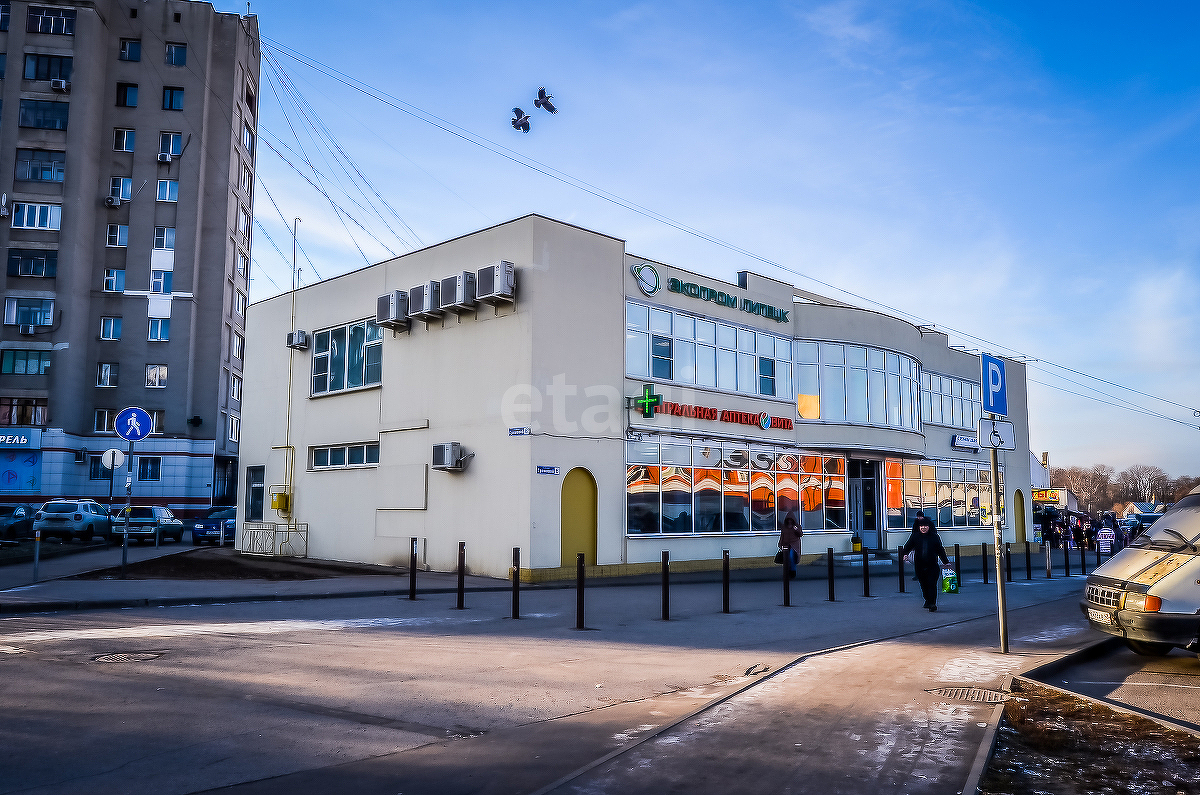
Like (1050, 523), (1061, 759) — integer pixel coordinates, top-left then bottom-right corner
(1050, 464), (1116, 510)
(1115, 465), (1169, 504)
(1167, 475), (1200, 502)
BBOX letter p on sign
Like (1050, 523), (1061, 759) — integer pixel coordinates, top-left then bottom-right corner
(980, 354), (1008, 417)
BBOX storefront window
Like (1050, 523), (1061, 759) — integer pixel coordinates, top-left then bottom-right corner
(884, 458), (1002, 531)
(626, 464), (660, 534)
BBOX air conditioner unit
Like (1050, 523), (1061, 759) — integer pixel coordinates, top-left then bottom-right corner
(431, 442), (465, 471)
(157, 153), (173, 163)
(375, 290), (409, 330)
(19, 325), (35, 336)
(104, 196), (122, 208)
(285, 330), (309, 349)
(50, 79), (69, 92)
(476, 261), (516, 304)
(439, 272), (476, 313)
(407, 280), (442, 320)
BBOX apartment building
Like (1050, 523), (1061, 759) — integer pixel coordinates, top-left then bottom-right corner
(0, 0), (258, 514)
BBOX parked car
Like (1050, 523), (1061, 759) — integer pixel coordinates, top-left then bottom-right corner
(191, 507), (236, 546)
(0, 504), (36, 539)
(32, 500), (113, 543)
(111, 506), (184, 543)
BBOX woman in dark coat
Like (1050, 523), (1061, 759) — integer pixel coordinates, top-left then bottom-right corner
(900, 511), (951, 611)
(778, 513), (802, 578)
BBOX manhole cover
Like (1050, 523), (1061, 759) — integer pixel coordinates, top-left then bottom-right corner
(930, 687), (1008, 703)
(93, 652), (162, 663)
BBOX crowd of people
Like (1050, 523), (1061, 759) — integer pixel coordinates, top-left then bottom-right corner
(1038, 510), (1143, 553)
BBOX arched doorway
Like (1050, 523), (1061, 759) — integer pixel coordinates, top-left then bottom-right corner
(561, 468), (597, 567)
(1014, 489), (1026, 544)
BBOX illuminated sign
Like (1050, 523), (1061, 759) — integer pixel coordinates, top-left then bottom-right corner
(634, 387), (794, 431)
(633, 384), (663, 419)
(1032, 489), (1065, 505)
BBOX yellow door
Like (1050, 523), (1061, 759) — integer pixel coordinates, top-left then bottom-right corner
(1014, 489), (1027, 544)
(561, 468), (598, 567)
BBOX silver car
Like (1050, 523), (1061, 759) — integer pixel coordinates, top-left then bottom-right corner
(32, 500), (113, 543)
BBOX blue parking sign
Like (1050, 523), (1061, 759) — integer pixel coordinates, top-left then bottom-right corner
(980, 354), (1008, 417)
(114, 406), (153, 442)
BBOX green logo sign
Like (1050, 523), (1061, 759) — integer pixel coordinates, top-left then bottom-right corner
(633, 384), (662, 418)
(630, 262), (660, 296)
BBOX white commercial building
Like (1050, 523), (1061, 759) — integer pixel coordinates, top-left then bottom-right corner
(238, 215), (1034, 579)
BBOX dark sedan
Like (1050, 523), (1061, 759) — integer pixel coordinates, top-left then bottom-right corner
(191, 507), (236, 545)
(0, 504), (36, 539)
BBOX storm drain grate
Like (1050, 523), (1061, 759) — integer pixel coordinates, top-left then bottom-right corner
(93, 652), (162, 663)
(929, 687), (1008, 703)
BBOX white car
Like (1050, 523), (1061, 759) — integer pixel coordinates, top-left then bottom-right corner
(32, 500), (113, 543)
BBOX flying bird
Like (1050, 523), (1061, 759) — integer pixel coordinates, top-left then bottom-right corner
(511, 107), (531, 133)
(534, 87), (557, 114)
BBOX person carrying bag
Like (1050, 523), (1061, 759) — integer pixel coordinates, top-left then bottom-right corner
(777, 513), (802, 579)
(899, 511), (951, 612)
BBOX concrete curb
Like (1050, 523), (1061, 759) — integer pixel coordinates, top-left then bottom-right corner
(959, 674), (1011, 795)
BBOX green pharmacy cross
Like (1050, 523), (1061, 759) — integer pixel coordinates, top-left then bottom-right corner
(634, 384), (662, 419)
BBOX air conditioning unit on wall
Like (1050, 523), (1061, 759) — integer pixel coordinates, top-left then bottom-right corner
(439, 272), (476, 313)
(431, 442), (468, 472)
(50, 79), (69, 92)
(104, 196), (122, 208)
(476, 261), (516, 304)
(407, 281), (443, 321)
(286, 330), (309, 349)
(376, 291), (409, 330)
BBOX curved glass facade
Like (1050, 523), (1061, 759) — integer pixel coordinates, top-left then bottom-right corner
(795, 341), (920, 431)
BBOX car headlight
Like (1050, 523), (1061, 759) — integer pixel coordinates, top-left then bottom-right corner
(1121, 592), (1162, 612)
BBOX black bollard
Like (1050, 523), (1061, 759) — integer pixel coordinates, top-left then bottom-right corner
(827, 547), (835, 602)
(898, 547), (905, 593)
(1025, 541), (1032, 580)
(409, 537), (418, 601)
(1006, 542), (1012, 582)
(1064, 542), (1071, 577)
(982, 543), (989, 585)
(1045, 541), (1053, 579)
(1079, 544), (1087, 576)
(32, 530), (41, 583)
(576, 552), (585, 630)
(783, 547), (791, 607)
(661, 550), (670, 621)
(1095, 544), (1101, 568)
(953, 544), (961, 588)
(722, 550), (730, 614)
(511, 547), (520, 619)
(456, 541), (466, 609)
(862, 547), (870, 597)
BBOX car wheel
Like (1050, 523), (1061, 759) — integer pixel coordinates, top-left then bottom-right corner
(1126, 639), (1174, 657)
(78, 526), (93, 543)
(192, 535), (201, 546)
(173, 533), (182, 543)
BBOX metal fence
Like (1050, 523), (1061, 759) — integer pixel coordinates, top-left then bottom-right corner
(240, 522), (308, 558)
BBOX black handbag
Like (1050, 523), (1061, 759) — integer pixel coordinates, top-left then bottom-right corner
(774, 549), (787, 564)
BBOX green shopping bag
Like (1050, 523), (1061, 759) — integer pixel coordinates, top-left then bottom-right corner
(940, 568), (958, 594)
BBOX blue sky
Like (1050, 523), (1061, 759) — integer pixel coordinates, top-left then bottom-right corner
(237, 0), (1200, 476)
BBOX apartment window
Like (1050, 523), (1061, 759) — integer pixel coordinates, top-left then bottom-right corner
(93, 408), (114, 432)
(234, 291), (246, 317)
(106, 224), (128, 247)
(237, 250), (249, 278)
(1, 396), (47, 425)
(119, 39), (140, 61)
(100, 316), (121, 340)
(114, 129), (136, 152)
(23, 54), (71, 81)
(156, 179), (178, 202)
(231, 332), (244, 361)
(18, 100), (68, 130)
(245, 84), (256, 116)
(11, 203), (61, 230)
(148, 318), (169, 341)
(165, 43), (186, 66)
(0, 53), (6, 79)
(237, 207), (250, 244)
(88, 455), (110, 480)
(311, 320), (383, 396)
(237, 167), (252, 197)
(7, 249), (57, 278)
(230, 373), (242, 401)
(0, 4), (8, 32)
(103, 269), (125, 292)
(242, 122), (254, 156)
(228, 415), (240, 443)
(137, 456), (160, 481)
(312, 443), (379, 470)
(145, 364), (167, 388)
(149, 409), (164, 434)
(96, 362), (118, 387)
(109, 176), (132, 200)
(159, 131), (182, 156)
(150, 270), (172, 294)
(116, 82), (138, 107)
(153, 226), (175, 250)
(162, 87), (184, 111)
(15, 149), (65, 181)
(27, 6), (74, 35)
(4, 297), (53, 325)
(1, 350), (50, 375)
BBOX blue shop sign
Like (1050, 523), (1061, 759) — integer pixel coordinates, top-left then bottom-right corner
(0, 429), (41, 448)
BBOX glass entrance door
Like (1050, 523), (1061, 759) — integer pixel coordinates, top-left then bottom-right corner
(848, 460), (880, 549)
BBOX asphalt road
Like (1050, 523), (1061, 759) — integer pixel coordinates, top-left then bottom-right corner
(1034, 640), (1200, 732)
(0, 571), (1097, 794)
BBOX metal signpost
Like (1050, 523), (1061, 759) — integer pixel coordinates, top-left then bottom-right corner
(102, 448), (125, 543)
(113, 407), (152, 579)
(979, 354), (1013, 653)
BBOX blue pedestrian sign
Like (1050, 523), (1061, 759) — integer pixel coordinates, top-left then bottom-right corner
(114, 406), (153, 442)
(980, 354), (1008, 417)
